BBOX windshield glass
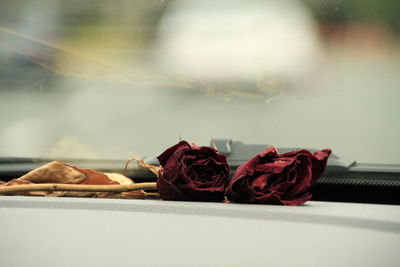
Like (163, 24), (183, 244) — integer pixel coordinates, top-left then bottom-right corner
(0, 0), (399, 164)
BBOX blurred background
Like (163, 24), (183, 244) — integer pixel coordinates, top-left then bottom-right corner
(0, 0), (399, 163)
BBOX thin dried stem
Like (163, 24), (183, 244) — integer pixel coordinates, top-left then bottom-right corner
(210, 137), (218, 150)
(124, 158), (160, 176)
(0, 182), (157, 194)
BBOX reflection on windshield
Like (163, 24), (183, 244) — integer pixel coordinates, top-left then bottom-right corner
(0, 0), (399, 164)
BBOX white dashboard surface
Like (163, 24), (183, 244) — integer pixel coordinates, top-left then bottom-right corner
(0, 196), (400, 267)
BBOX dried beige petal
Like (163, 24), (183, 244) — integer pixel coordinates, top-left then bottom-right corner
(105, 173), (134, 185)
(19, 161), (87, 184)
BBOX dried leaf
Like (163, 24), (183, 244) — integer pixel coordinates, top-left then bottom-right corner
(0, 161), (154, 199)
(19, 161), (87, 184)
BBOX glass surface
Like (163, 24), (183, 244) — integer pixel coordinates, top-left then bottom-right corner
(0, 0), (399, 164)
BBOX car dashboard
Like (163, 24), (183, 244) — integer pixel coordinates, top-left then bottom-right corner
(1, 196), (399, 266)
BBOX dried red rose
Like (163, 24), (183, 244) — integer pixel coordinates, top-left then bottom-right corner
(157, 141), (230, 201)
(226, 147), (332, 205)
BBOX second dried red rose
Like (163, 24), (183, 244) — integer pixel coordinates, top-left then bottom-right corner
(226, 147), (332, 205)
(156, 141), (230, 202)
